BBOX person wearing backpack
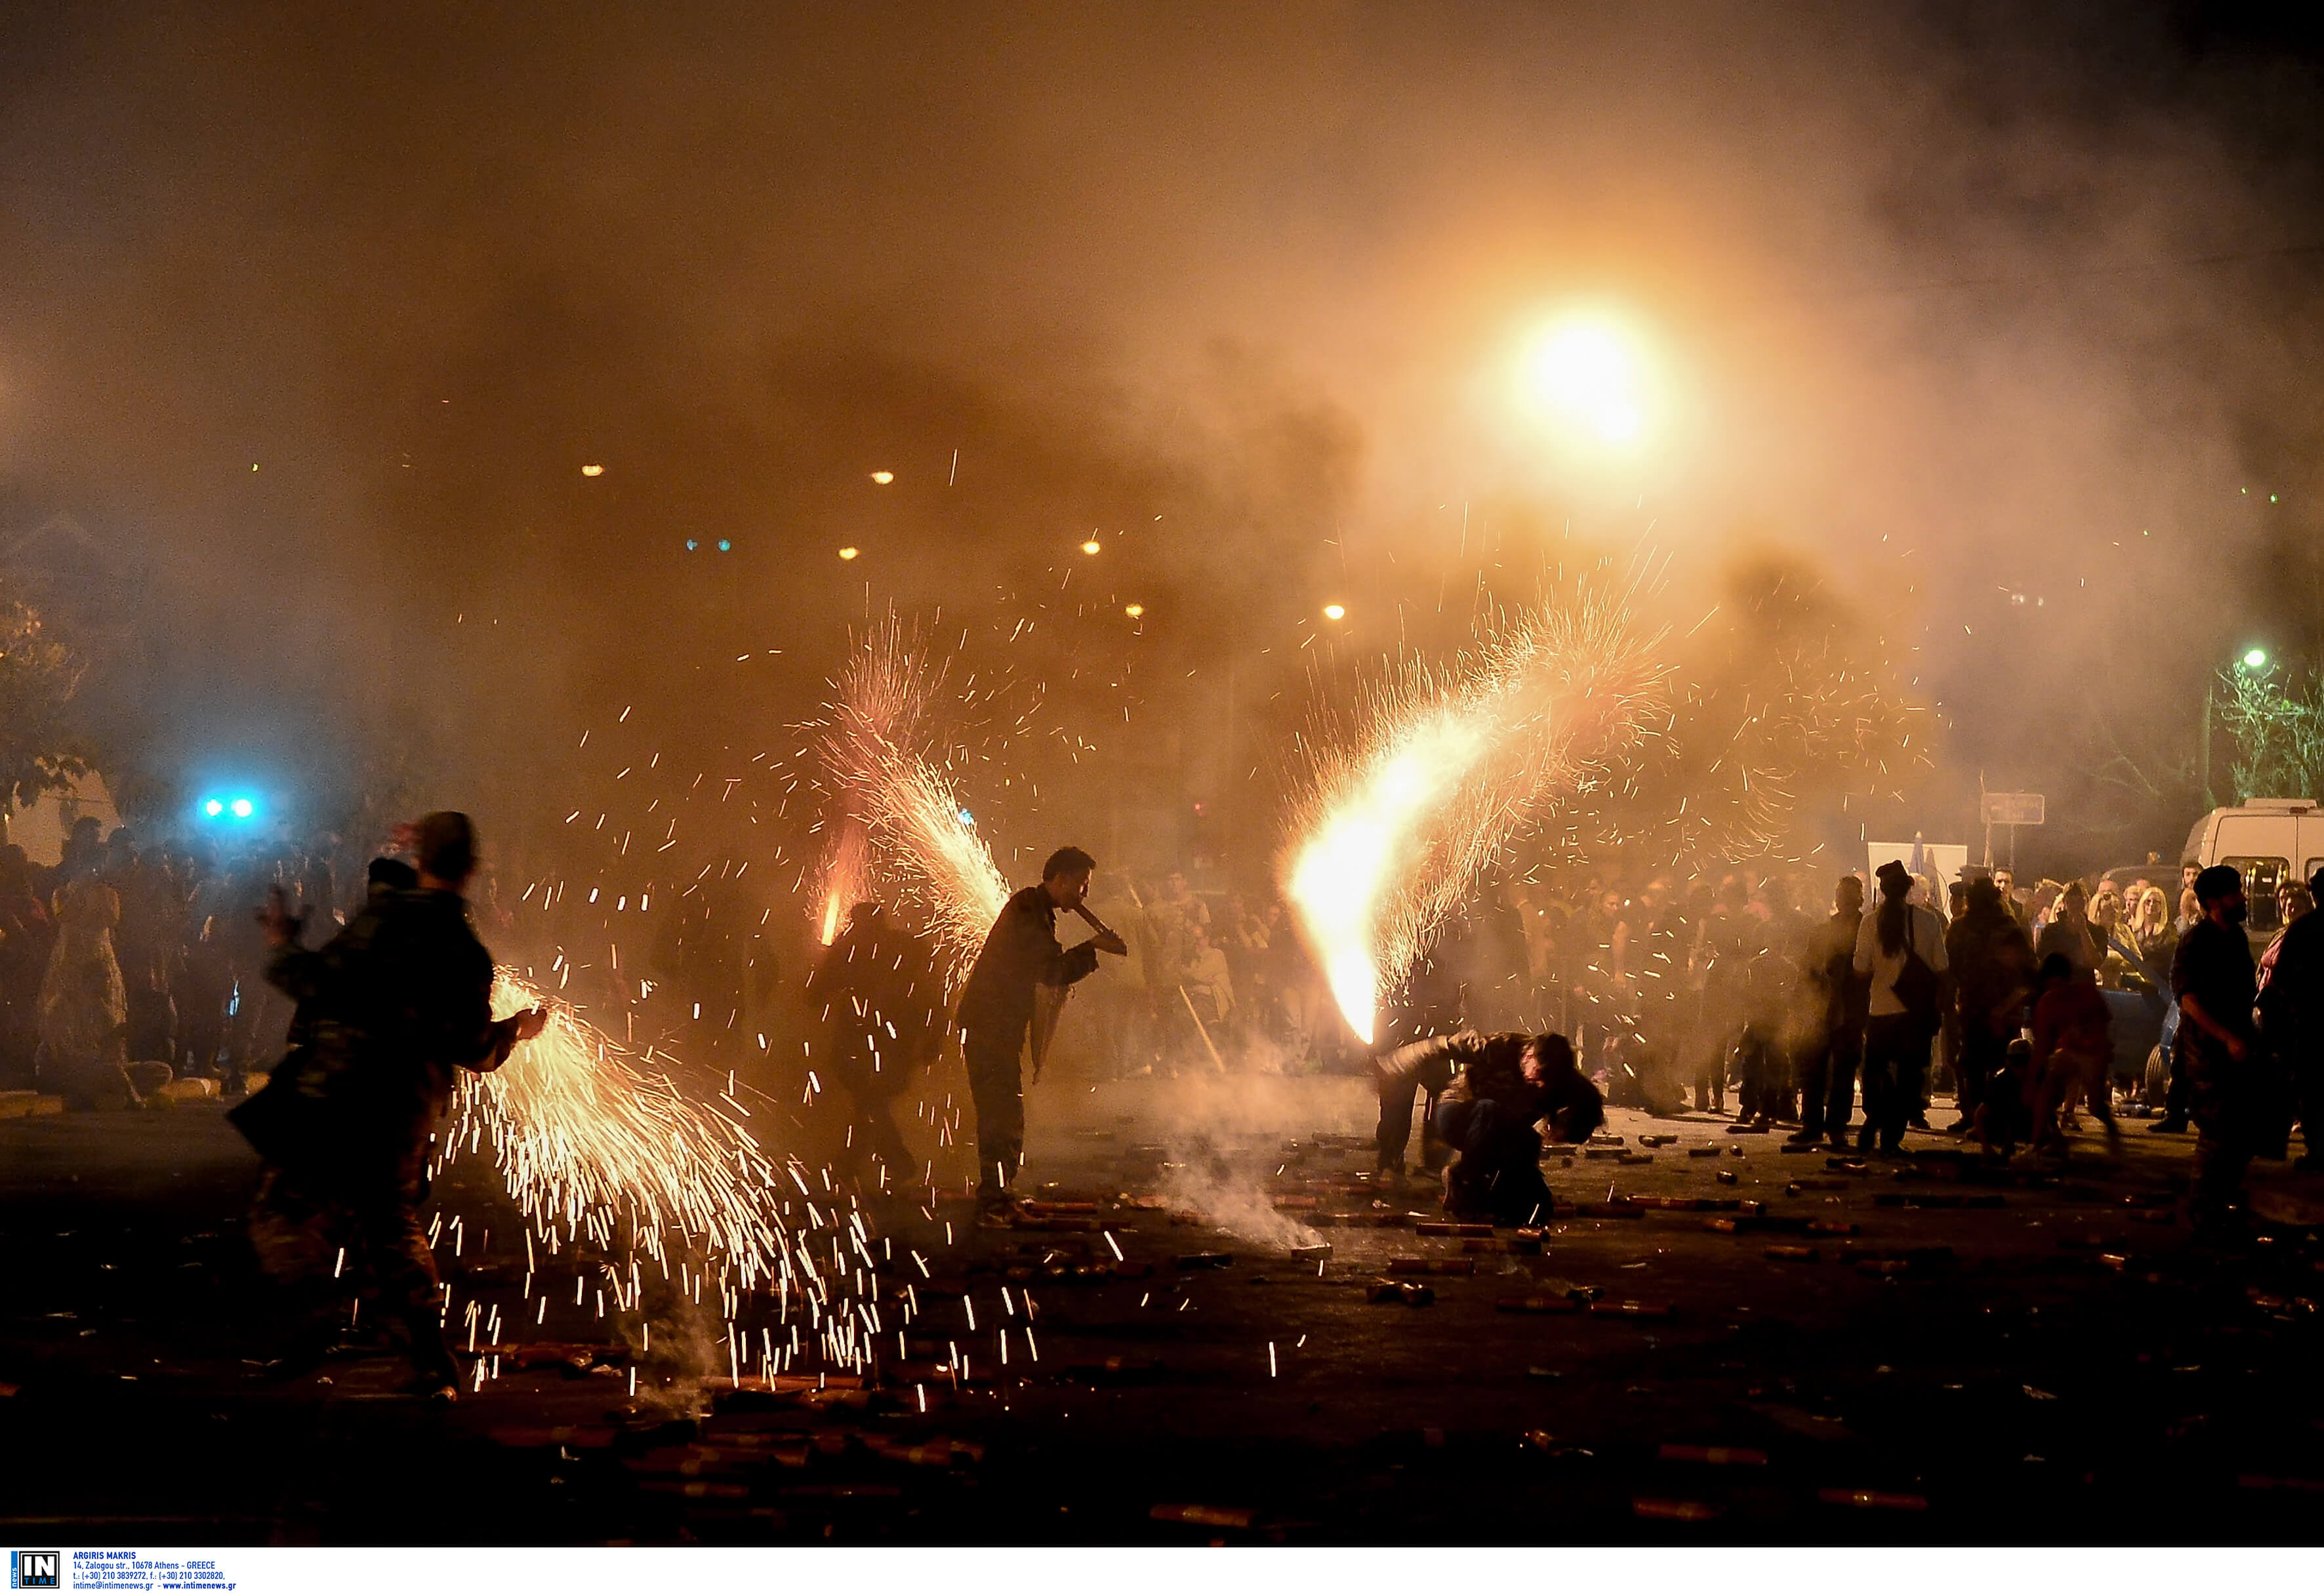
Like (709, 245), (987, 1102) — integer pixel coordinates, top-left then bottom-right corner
(1852, 859), (1949, 1156)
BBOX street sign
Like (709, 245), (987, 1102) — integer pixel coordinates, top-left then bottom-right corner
(1980, 792), (2045, 827)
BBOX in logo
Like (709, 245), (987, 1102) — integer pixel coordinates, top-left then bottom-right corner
(9, 1552), (58, 1591)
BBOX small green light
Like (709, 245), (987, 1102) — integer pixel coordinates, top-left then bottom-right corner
(2244, 648), (2269, 669)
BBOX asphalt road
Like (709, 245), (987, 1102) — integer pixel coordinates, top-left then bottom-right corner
(5, 1080), (2323, 1546)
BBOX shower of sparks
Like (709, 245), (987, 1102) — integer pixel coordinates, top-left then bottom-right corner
(811, 615), (1010, 985)
(447, 972), (789, 1288)
(420, 970), (936, 1397)
(1283, 584), (1666, 1042)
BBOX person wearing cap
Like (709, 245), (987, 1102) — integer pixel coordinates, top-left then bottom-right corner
(1851, 859), (1949, 1155)
(2172, 864), (2266, 1229)
(954, 846), (1127, 1221)
(257, 812), (547, 1398)
(1374, 1029), (1603, 1222)
(2258, 866), (2324, 1174)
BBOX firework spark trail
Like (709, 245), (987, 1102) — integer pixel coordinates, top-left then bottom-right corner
(433, 973), (942, 1398)
(813, 617), (1009, 984)
(441, 972), (790, 1289)
(1284, 588), (1665, 1043)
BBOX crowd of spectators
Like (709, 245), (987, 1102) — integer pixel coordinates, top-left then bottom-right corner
(0, 815), (344, 1107)
(1085, 851), (2293, 1161)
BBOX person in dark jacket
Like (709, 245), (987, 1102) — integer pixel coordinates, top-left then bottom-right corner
(1788, 874), (1870, 1148)
(807, 899), (945, 1187)
(2258, 866), (2324, 1173)
(259, 813), (545, 1397)
(2174, 865), (2266, 1230)
(239, 856), (418, 1366)
(1947, 878), (2035, 1137)
(954, 846), (1126, 1219)
(1374, 1029), (1602, 1223)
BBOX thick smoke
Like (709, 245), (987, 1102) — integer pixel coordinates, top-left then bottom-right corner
(2, 1), (2321, 886)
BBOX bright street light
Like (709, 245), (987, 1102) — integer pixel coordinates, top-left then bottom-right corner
(1516, 314), (1651, 445)
(2243, 647), (2269, 669)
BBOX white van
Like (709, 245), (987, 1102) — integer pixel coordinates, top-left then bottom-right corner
(2184, 798), (2324, 935)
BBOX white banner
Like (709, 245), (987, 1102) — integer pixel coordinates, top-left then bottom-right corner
(1865, 840), (1970, 905)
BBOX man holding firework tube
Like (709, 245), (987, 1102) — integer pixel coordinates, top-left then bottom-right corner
(955, 846), (1126, 1221)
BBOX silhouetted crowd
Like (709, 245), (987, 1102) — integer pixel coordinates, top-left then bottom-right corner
(0, 815), (345, 1107)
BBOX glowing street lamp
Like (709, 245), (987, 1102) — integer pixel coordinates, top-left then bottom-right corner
(1322, 603), (1347, 622)
(2204, 644), (2278, 806)
(1512, 311), (1656, 451)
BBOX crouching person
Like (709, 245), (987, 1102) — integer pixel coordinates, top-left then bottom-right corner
(1376, 1031), (1601, 1224)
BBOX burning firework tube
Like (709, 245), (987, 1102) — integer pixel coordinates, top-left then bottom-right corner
(1282, 589), (1664, 1044)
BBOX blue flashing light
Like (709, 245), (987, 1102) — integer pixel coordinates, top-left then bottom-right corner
(203, 798), (224, 817)
(684, 539), (700, 552)
(716, 539), (733, 552)
(198, 794), (262, 823)
(230, 798), (254, 819)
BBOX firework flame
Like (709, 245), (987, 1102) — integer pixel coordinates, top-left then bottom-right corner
(1286, 713), (1490, 1044)
(1284, 588), (1665, 1044)
(813, 617), (1009, 983)
(815, 818), (871, 945)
